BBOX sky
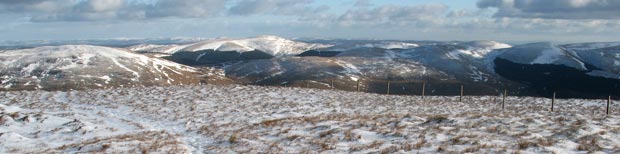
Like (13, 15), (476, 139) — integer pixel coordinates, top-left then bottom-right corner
(0, 0), (619, 42)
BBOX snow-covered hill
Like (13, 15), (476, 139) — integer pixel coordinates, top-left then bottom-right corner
(225, 41), (526, 95)
(128, 36), (333, 65)
(496, 42), (588, 70)
(0, 45), (202, 90)
(316, 41), (422, 51)
(128, 35), (333, 56)
(453, 41), (512, 58)
(561, 42), (620, 51)
(228, 40), (513, 84)
(494, 42), (620, 79)
(561, 42), (620, 78)
(490, 42), (620, 97)
(225, 55), (454, 90)
(3, 38), (620, 97)
(126, 44), (186, 55)
(357, 42), (420, 50)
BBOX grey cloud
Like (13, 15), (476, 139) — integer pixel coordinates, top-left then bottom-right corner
(478, 0), (620, 19)
(0, 0), (48, 4)
(354, 0), (372, 7)
(2, 1), (620, 42)
(1, 0), (323, 22)
(145, 0), (227, 18)
(1, 0), (230, 22)
(75, 0), (123, 12)
(228, 0), (324, 16)
(446, 10), (483, 18)
(0, 0), (72, 13)
(337, 4), (448, 27)
(28, 0), (146, 22)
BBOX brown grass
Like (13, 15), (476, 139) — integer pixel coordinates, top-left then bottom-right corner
(576, 135), (602, 152)
(319, 129), (339, 138)
(343, 129), (355, 141)
(414, 138), (427, 149)
(451, 134), (478, 145)
(286, 134), (302, 141)
(378, 145), (399, 154)
(463, 143), (494, 153)
(536, 137), (555, 147)
(437, 144), (447, 152)
(229, 134), (238, 144)
(423, 115), (450, 125)
(350, 141), (385, 152)
(517, 140), (537, 149)
(49, 131), (188, 153)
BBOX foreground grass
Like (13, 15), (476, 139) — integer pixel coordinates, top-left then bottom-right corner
(1, 85), (619, 153)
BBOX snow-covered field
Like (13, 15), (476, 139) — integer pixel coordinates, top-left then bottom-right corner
(1, 85), (619, 153)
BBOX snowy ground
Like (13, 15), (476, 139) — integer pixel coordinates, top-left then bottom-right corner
(1, 85), (619, 153)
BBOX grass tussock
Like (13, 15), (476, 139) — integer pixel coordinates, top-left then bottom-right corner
(423, 115), (450, 125)
(577, 135), (603, 152)
(517, 140), (537, 149)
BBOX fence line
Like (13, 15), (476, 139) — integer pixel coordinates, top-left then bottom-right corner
(422, 82), (426, 99)
(502, 89), (507, 110)
(260, 79), (612, 115)
(265, 78), (616, 115)
(386, 81), (391, 95)
(460, 85), (464, 102)
(608, 96), (611, 115)
(552, 91), (556, 112)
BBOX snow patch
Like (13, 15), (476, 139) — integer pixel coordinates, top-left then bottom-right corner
(359, 42), (419, 49)
(531, 47), (564, 64)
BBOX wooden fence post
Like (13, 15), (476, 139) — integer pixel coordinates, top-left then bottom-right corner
(422, 82), (426, 99)
(502, 89), (507, 110)
(459, 85), (464, 102)
(607, 96), (611, 115)
(386, 80), (391, 95)
(356, 80), (360, 92)
(330, 80), (334, 89)
(551, 92), (556, 112)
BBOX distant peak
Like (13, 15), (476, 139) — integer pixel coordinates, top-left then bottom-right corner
(462, 40), (512, 49)
(254, 35), (288, 40)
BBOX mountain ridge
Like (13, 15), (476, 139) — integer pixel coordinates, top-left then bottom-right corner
(0, 45), (208, 90)
(2, 37), (620, 98)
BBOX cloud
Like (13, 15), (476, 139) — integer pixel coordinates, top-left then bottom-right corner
(81, 0), (124, 12)
(337, 4), (449, 27)
(0, 0), (72, 13)
(145, 0), (227, 18)
(353, 0), (372, 7)
(228, 0), (326, 16)
(0, 0), (230, 22)
(0, 0), (141, 22)
(0, 0), (48, 4)
(29, 0), (145, 22)
(0, 0), (326, 22)
(1, 0), (619, 42)
(478, 0), (620, 19)
(446, 9), (485, 18)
